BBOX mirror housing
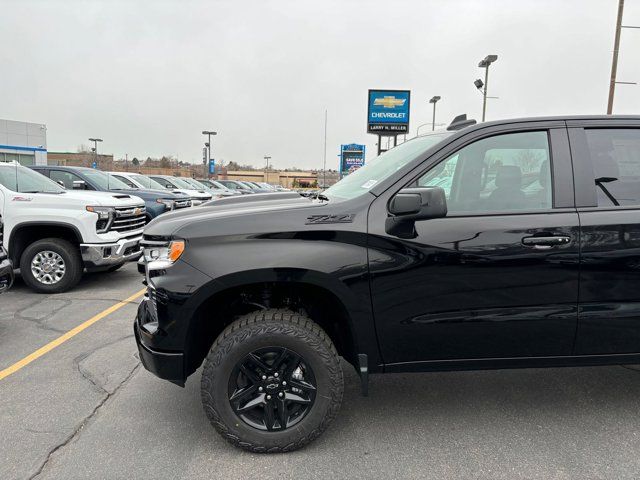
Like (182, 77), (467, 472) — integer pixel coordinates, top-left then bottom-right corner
(72, 180), (87, 190)
(386, 187), (447, 238)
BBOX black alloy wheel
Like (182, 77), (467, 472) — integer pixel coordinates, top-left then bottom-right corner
(228, 347), (317, 431)
(201, 309), (344, 452)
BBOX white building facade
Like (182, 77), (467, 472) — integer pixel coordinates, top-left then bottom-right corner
(0, 119), (47, 166)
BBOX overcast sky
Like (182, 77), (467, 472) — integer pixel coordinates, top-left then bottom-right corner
(1, 0), (639, 170)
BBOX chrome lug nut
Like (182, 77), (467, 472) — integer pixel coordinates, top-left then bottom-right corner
(274, 372), (279, 377)
(282, 381), (287, 386)
(258, 387), (263, 392)
(278, 392), (284, 398)
(266, 395), (271, 400)
(262, 375), (267, 380)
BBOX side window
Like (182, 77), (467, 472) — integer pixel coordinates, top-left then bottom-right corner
(417, 131), (552, 213)
(50, 171), (91, 190)
(585, 128), (640, 207)
(113, 175), (137, 188)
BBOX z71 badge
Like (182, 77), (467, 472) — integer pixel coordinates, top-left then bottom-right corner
(305, 214), (355, 225)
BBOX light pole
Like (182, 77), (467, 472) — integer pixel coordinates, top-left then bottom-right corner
(264, 155), (271, 182)
(88, 138), (102, 168)
(476, 55), (498, 122)
(202, 130), (217, 177)
(429, 96), (441, 131)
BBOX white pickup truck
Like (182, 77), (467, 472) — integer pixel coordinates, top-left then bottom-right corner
(0, 162), (146, 293)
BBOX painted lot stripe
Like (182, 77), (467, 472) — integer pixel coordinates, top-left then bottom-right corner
(0, 288), (146, 381)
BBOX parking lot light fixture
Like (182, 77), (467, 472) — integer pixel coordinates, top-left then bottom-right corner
(264, 155), (272, 182)
(88, 138), (102, 168)
(477, 55), (498, 121)
(429, 96), (441, 131)
(202, 131), (217, 177)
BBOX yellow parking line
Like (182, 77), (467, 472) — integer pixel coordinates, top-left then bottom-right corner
(0, 288), (146, 382)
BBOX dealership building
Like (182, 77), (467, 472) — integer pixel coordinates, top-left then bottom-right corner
(0, 118), (47, 166)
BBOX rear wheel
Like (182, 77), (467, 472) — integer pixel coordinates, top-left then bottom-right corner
(19, 238), (82, 293)
(201, 309), (343, 453)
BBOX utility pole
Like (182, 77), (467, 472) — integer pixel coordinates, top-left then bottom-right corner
(608, 0), (626, 114)
(202, 130), (217, 178)
(322, 109), (327, 188)
(607, 1), (639, 114)
(264, 155), (271, 182)
(88, 138), (102, 168)
(429, 96), (441, 131)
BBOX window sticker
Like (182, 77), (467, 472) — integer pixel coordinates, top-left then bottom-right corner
(361, 179), (378, 189)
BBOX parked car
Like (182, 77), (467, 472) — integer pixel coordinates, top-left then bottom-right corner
(238, 180), (273, 193)
(256, 182), (278, 191)
(136, 114), (640, 452)
(29, 166), (190, 223)
(217, 180), (255, 194)
(108, 171), (193, 212)
(196, 178), (242, 196)
(147, 175), (212, 205)
(0, 215), (13, 294)
(1, 162), (145, 293)
(180, 178), (235, 199)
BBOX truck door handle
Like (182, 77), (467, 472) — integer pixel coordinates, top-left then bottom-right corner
(522, 235), (571, 249)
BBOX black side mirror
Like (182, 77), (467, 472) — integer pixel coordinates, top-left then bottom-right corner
(386, 186), (447, 238)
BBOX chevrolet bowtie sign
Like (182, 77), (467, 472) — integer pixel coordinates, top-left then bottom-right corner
(367, 89), (411, 134)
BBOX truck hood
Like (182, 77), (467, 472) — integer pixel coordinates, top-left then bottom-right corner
(145, 192), (317, 237)
(55, 190), (145, 207)
(108, 188), (186, 201)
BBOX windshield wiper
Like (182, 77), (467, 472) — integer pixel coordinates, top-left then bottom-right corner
(316, 193), (330, 202)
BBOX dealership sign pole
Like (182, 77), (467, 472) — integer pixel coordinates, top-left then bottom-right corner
(367, 90), (410, 156)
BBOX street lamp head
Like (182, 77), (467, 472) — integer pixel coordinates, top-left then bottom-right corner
(88, 138), (103, 143)
(474, 79), (484, 90)
(202, 131), (217, 136)
(478, 55), (498, 68)
(429, 96), (441, 104)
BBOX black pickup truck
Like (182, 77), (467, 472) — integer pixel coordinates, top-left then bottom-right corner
(135, 114), (640, 452)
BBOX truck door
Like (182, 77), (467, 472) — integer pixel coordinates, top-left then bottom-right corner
(568, 121), (640, 355)
(368, 124), (581, 367)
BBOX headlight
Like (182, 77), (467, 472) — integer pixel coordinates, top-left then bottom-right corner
(143, 239), (185, 269)
(86, 206), (115, 233)
(156, 198), (175, 211)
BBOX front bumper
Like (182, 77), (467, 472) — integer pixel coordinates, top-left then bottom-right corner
(134, 296), (185, 386)
(81, 235), (143, 269)
(0, 257), (14, 294)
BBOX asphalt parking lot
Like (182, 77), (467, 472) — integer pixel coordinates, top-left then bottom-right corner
(1, 264), (640, 479)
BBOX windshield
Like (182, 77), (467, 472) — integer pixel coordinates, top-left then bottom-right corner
(185, 178), (207, 189)
(211, 180), (230, 190)
(169, 177), (195, 189)
(219, 180), (242, 190)
(324, 133), (451, 200)
(83, 170), (132, 190)
(0, 165), (66, 193)
(130, 174), (166, 190)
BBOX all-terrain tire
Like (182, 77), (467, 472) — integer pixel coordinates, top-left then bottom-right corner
(19, 238), (83, 293)
(201, 308), (344, 453)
